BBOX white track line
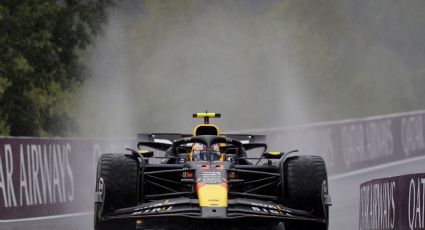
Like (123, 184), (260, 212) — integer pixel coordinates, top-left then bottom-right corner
(0, 212), (92, 223)
(329, 154), (425, 180)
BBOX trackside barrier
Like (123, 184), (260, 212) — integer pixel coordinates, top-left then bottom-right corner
(359, 173), (425, 230)
(0, 109), (424, 221)
(250, 110), (425, 175)
(0, 137), (135, 222)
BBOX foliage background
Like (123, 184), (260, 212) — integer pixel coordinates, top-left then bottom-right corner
(0, 0), (115, 136)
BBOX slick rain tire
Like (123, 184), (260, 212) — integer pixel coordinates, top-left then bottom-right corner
(94, 153), (140, 230)
(283, 155), (329, 230)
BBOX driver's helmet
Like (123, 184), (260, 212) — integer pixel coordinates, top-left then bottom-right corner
(191, 143), (222, 161)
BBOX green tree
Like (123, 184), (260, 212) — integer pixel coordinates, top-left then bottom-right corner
(0, 0), (117, 136)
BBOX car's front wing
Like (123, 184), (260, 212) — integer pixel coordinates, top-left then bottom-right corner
(103, 197), (326, 224)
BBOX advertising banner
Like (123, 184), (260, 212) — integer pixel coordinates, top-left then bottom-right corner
(0, 138), (135, 221)
(255, 110), (425, 174)
(359, 173), (425, 230)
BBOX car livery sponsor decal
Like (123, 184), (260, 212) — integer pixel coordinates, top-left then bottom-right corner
(200, 170), (223, 184)
(196, 163), (228, 207)
(250, 202), (284, 214)
(131, 200), (175, 215)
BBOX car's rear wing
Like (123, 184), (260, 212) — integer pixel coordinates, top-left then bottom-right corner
(137, 133), (266, 143)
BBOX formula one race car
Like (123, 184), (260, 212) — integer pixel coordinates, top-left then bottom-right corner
(94, 113), (331, 230)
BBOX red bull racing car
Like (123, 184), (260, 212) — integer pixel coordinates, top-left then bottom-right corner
(94, 113), (331, 230)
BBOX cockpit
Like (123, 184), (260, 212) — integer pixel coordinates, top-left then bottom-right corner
(190, 117), (223, 161)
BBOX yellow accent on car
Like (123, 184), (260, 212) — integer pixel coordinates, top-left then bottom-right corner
(194, 113), (219, 118)
(198, 184), (228, 207)
(138, 150), (152, 156)
(269, 152), (282, 155)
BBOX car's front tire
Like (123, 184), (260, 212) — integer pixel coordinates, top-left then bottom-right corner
(282, 155), (329, 230)
(94, 153), (140, 230)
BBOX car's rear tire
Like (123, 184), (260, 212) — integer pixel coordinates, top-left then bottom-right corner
(282, 155), (329, 230)
(94, 153), (140, 230)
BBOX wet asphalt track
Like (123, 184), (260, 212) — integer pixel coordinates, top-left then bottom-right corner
(2, 154), (425, 230)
